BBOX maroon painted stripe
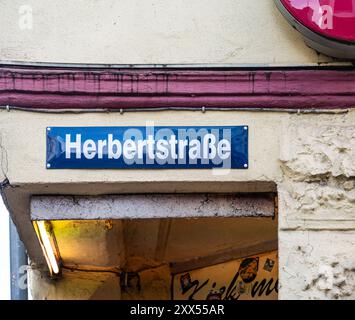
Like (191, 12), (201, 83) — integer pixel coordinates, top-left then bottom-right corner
(0, 66), (354, 109)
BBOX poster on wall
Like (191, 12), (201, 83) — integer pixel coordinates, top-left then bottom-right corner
(172, 251), (278, 300)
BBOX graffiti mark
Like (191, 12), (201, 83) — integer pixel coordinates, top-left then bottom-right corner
(174, 251), (278, 300)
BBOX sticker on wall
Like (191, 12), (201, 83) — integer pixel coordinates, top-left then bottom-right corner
(46, 126), (248, 169)
(172, 251), (278, 300)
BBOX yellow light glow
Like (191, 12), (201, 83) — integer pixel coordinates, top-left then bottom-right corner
(36, 221), (60, 275)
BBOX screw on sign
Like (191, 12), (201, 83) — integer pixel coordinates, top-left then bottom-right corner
(275, 0), (355, 59)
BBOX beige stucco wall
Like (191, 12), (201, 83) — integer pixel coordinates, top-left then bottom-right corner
(1, 108), (354, 299)
(0, 110), (283, 185)
(278, 113), (355, 299)
(0, 0), (354, 301)
(0, 0), (346, 66)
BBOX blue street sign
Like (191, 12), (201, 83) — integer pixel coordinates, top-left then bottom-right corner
(46, 126), (248, 169)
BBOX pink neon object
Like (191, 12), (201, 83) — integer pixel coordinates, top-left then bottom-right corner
(280, 0), (355, 42)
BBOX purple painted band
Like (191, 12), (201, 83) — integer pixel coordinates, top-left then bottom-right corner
(1, 66), (354, 109)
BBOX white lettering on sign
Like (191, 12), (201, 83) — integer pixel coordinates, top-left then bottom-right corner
(64, 127), (232, 167)
(65, 134), (81, 159)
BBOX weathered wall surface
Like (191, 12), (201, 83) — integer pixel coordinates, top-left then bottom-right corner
(0, 110), (283, 186)
(120, 264), (171, 300)
(1, 0), (354, 301)
(1, 109), (354, 300)
(279, 231), (355, 299)
(0, 109), (282, 269)
(279, 112), (355, 299)
(0, 0), (341, 66)
(28, 268), (121, 300)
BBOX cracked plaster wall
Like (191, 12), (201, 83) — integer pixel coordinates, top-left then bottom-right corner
(278, 111), (355, 299)
(1, 110), (354, 299)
